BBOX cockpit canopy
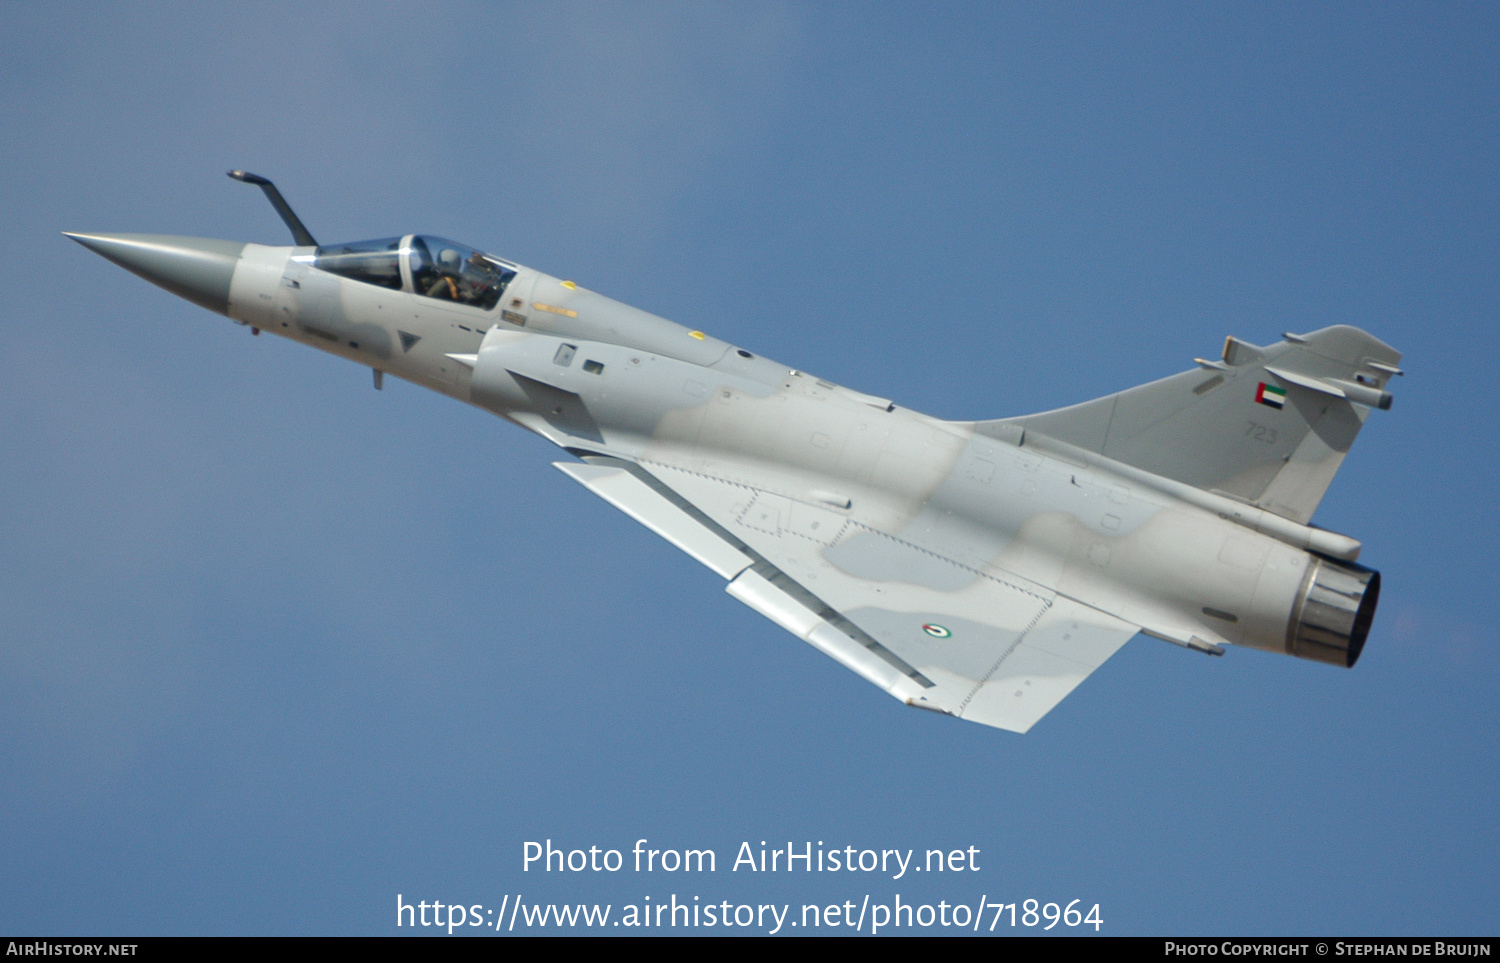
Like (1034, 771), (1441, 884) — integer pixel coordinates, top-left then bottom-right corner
(313, 235), (517, 311)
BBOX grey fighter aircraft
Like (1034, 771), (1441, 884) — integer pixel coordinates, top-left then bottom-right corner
(66, 172), (1400, 734)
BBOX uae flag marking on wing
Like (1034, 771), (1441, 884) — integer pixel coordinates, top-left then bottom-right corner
(1256, 382), (1287, 409)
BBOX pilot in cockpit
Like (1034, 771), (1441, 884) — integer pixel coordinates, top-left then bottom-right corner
(427, 247), (502, 306)
(425, 247), (464, 300)
(313, 235), (514, 309)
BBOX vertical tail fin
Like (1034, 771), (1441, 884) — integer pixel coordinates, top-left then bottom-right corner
(976, 326), (1402, 524)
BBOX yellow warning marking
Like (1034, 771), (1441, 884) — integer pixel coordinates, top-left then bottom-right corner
(560, 280), (577, 290)
(688, 330), (706, 340)
(533, 303), (579, 318)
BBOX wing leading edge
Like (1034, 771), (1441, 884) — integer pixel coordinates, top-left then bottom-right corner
(555, 458), (1138, 733)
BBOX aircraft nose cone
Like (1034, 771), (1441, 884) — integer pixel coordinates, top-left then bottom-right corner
(64, 232), (248, 316)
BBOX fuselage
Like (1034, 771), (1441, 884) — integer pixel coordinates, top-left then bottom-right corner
(223, 237), (1326, 662)
(68, 229), (1379, 679)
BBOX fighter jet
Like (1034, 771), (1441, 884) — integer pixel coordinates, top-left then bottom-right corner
(65, 172), (1401, 733)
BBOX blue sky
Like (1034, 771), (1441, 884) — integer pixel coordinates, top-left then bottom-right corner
(2, 2), (1496, 935)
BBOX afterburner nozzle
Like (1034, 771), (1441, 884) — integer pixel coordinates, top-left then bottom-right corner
(63, 233), (247, 316)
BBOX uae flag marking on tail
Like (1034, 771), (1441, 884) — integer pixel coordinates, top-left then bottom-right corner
(1256, 382), (1287, 409)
